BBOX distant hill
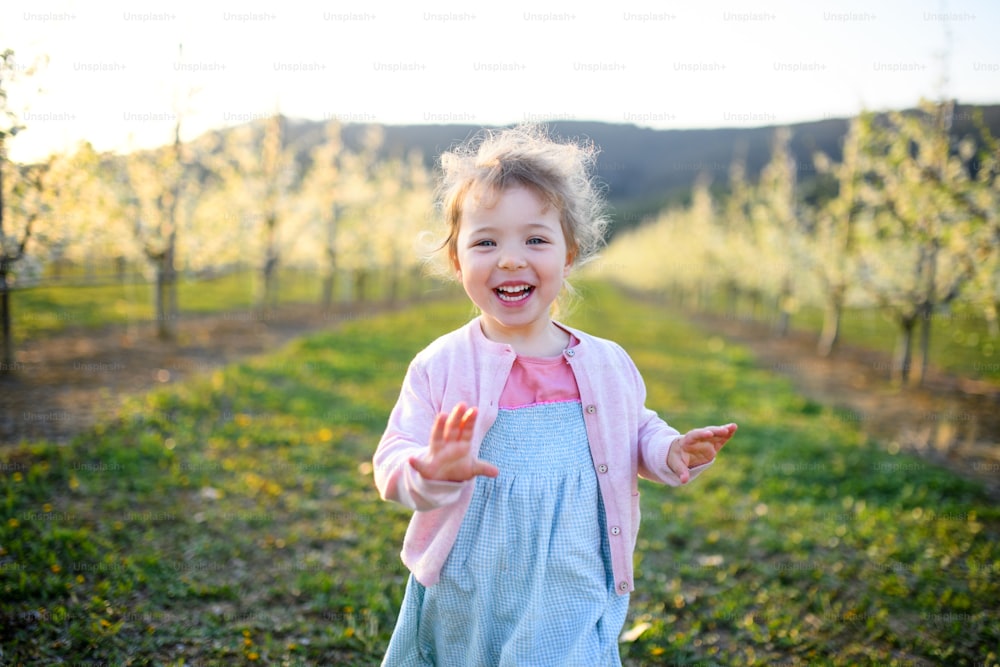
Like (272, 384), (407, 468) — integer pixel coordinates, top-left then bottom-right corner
(277, 104), (1000, 232)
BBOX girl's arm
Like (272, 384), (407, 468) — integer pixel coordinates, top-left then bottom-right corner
(373, 364), (496, 511)
(635, 405), (709, 486)
(621, 347), (734, 485)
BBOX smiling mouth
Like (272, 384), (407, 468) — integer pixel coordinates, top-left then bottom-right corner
(495, 284), (534, 302)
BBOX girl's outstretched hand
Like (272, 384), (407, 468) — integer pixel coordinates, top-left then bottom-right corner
(667, 423), (738, 484)
(409, 402), (500, 483)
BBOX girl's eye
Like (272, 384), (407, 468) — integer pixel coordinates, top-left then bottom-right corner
(527, 237), (548, 245)
(474, 240), (496, 247)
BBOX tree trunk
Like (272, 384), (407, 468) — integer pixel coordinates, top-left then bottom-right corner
(775, 277), (793, 337)
(321, 234), (338, 310)
(917, 303), (934, 386)
(0, 270), (12, 373)
(269, 265), (279, 310)
(259, 256), (278, 314)
(725, 282), (739, 320)
(167, 244), (178, 328)
(144, 242), (174, 339)
(321, 270), (336, 311)
(915, 239), (940, 387)
(258, 214), (279, 313)
(817, 287), (844, 357)
(322, 205), (340, 310)
(155, 257), (171, 340)
(0, 141), (36, 371)
(353, 269), (368, 303)
(895, 316), (918, 385)
(0, 147), (10, 372)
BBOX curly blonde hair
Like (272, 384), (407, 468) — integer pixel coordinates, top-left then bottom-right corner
(434, 124), (609, 274)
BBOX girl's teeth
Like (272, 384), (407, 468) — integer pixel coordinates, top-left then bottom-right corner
(496, 286), (532, 301)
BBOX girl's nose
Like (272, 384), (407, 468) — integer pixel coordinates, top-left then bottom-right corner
(497, 250), (527, 270)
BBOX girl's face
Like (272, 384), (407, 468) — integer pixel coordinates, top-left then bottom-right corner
(453, 184), (572, 345)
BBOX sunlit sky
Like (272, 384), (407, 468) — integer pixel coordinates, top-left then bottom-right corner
(2, 0), (998, 162)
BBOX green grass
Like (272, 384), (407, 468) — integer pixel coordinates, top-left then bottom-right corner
(793, 301), (998, 384)
(695, 290), (1000, 384)
(14, 265), (1000, 388)
(1, 283), (997, 665)
(9, 268), (432, 342)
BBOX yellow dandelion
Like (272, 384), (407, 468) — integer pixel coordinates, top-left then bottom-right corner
(76, 575), (85, 584)
(7, 518), (18, 528)
(244, 637), (253, 647)
(43, 503), (53, 512)
(50, 564), (61, 573)
(12, 472), (22, 482)
(317, 427), (334, 442)
(247, 652), (259, 661)
(651, 646), (666, 656)
(100, 619), (111, 628)
(344, 627), (355, 638)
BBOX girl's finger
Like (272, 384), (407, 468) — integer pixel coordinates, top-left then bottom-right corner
(458, 406), (477, 440)
(409, 456), (427, 477)
(443, 403), (467, 441)
(430, 412), (447, 449)
(692, 428), (713, 442)
(474, 460), (499, 478)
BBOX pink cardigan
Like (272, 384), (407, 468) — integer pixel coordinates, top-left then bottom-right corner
(373, 317), (713, 595)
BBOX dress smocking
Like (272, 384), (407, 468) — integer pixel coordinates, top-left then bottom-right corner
(382, 397), (628, 666)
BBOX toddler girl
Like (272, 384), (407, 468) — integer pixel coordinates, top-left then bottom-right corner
(374, 125), (736, 666)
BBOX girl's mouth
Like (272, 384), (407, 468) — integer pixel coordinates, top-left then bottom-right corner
(494, 284), (534, 302)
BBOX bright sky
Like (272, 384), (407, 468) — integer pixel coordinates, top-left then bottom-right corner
(2, 0), (998, 162)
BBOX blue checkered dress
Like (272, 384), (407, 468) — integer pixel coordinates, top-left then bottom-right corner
(382, 400), (629, 666)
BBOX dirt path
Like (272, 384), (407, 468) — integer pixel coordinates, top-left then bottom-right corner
(3, 297), (998, 499)
(689, 311), (1000, 500)
(0, 302), (400, 446)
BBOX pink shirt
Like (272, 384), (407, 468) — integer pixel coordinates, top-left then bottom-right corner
(499, 335), (580, 408)
(373, 317), (713, 595)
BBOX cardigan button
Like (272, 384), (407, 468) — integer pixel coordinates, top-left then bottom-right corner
(618, 581), (629, 592)
(585, 404), (596, 414)
(565, 348), (575, 357)
(610, 526), (621, 536)
(597, 464), (608, 473)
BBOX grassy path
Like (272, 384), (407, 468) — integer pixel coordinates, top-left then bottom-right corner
(2, 284), (997, 665)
